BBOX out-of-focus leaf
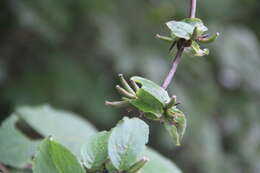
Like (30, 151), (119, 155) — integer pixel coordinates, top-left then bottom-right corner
(215, 26), (260, 90)
(33, 138), (85, 173)
(0, 115), (39, 168)
(16, 105), (97, 157)
(81, 131), (110, 170)
(108, 117), (149, 171)
(141, 148), (182, 173)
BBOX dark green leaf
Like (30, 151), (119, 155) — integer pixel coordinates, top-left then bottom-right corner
(124, 76), (170, 119)
(128, 89), (164, 119)
(33, 137), (85, 173)
(131, 76), (170, 105)
(108, 117), (149, 171)
(81, 131), (110, 170)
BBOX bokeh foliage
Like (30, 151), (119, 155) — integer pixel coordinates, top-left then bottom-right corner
(0, 0), (260, 172)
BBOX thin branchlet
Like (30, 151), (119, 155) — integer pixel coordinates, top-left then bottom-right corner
(189, 0), (197, 18)
(161, 0), (197, 89)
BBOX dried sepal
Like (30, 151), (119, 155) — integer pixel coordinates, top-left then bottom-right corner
(130, 79), (140, 92)
(155, 34), (174, 42)
(105, 101), (129, 108)
(116, 85), (136, 99)
(118, 74), (135, 95)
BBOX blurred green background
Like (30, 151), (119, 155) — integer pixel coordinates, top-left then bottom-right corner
(0, 0), (260, 172)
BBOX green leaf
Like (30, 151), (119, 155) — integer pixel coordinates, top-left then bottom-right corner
(141, 148), (182, 173)
(108, 117), (149, 171)
(164, 122), (180, 146)
(187, 41), (209, 56)
(155, 34), (175, 42)
(174, 111), (187, 140)
(126, 76), (170, 119)
(33, 137), (85, 173)
(166, 21), (194, 40)
(105, 161), (117, 173)
(164, 108), (187, 146)
(16, 105), (97, 157)
(128, 157), (148, 173)
(182, 18), (208, 36)
(131, 76), (170, 105)
(0, 115), (39, 168)
(81, 131), (110, 170)
(128, 89), (164, 119)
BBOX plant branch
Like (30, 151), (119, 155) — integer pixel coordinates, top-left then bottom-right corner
(161, 0), (197, 89)
(161, 46), (184, 89)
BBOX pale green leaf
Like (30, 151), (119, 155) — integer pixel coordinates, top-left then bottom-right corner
(166, 21), (194, 40)
(164, 122), (180, 146)
(0, 115), (39, 168)
(141, 148), (182, 173)
(164, 108), (187, 146)
(16, 105), (97, 157)
(182, 18), (208, 36)
(81, 131), (110, 170)
(108, 117), (149, 171)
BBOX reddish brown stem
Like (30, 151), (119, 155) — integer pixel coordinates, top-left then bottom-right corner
(189, 0), (197, 18)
